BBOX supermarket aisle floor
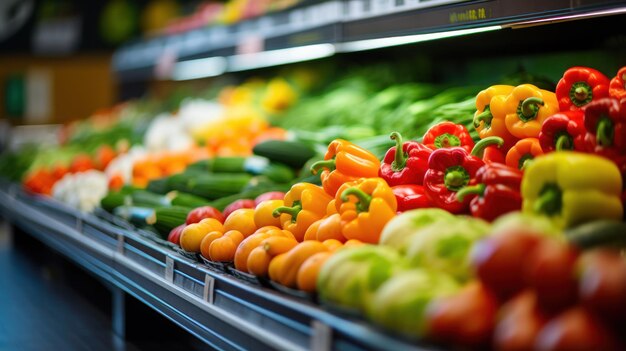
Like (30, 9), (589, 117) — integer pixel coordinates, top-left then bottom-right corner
(0, 222), (138, 351)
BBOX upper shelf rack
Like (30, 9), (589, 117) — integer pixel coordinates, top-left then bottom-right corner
(112, 0), (626, 82)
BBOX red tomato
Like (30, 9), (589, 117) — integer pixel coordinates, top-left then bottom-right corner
(494, 290), (550, 351)
(534, 307), (623, 351)
(425, 281), (498, 349)
(254, 191), (286, 206)
(222, 199), (256, 219)
(96, 144), (117, 170)
(167, 224), (186, 245)
(578, 249), (626, 326)
(70, 154), (95, 173)
(186, 206), (225, 225)
(471, 232), (542, 301)
(524, 239), (580, 314)
(51, 164), (69, 180)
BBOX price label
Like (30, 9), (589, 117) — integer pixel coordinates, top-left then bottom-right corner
(311, 320), (332, 351)
(75, 217), (83, 233)
(116, 234), (125, 254)
(203, 274), (216, 304)
(165, 256), (175, 283)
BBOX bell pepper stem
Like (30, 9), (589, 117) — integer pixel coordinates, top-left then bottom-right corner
(533, 184), (562, 216)
(444, 165), (470, 191)
(434, 133), (461, 148)
(310, 159), (336, 175)
(471, 136), (504, 158)
(390, 132), (407, 171)
(456, 183), (486, 202)
(555, 133), (573, 151)
(519, 97), (544, 121)
(570, 82), (592, 106)
(273, 203), (302, 221)
(596, 117), (614, 147)
(341, 187), (372, 212)
(473, 106), (493, 128)
(519, 154), (534, 170)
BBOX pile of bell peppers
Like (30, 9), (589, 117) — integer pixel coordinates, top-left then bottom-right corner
(120, 64), (626, 251)
(276, 65), (626, 246)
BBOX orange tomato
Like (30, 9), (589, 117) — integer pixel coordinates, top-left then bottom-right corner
(208, 230), (244, 262)
(200, 231), (224, 259)
(317, 213), (346, 242)
(297, 251), (333, 293)
(270, 241), (329, 288)
(253, 200), (284, 228)
(224, 208), (257, 237)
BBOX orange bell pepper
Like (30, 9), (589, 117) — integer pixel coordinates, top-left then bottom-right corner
(505, 138), (544, 170)
(473, 85), (518, 151)
(335, 178), (397, 244)
(272, 183), (333, 241)
(491, 84), (559, 139)
(310, 139), (380, 197)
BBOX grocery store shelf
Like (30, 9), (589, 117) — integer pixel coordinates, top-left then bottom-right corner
(112, 0), (626, 82)
(0, 182), (438, 351)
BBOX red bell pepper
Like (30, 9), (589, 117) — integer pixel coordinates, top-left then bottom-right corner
(456, 163), (522, 222)
(422, 121), (475, 153)
(424, 147), (485, 214)
(470, 136), (506, 164)
(254, 191), (285, 206)
(582, 97), (626, 157)
(392, 184), (431, 212)
(379, 131), (432, 186)
(556, 66), (610, 111)
(186, 206), (225, 224)
(538, 110), (586, 153)
(222, 199), (256, 219)
(609, 66), (626, 100)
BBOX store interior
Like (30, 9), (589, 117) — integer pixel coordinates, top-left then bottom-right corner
(1, 0), (626, 350)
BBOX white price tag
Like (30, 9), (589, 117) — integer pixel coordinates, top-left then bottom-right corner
(203, 274), (216, 304)
(75, 217), (83, 233)
(116, 234), (125, 254)
(311, 320), (332, 351)
(165, 256), (175, 283)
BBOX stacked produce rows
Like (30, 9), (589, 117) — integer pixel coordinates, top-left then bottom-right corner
(3, 65), (626, 350)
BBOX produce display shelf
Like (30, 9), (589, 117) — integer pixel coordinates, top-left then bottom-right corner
(0, 181), (439, 351)
(112, 0), (626, 82)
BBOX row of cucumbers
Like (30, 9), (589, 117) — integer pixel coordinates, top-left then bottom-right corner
(100, 139), (321, 238)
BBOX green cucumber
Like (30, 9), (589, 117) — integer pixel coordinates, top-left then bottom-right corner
(565, 220), (626, 250)
(261, 163), (296, 183)
(130, 190), (172, 208)
(185, 173), (253, 200)
(185, 159), (213, 172)
(253, 139), (316, 169)
(212, 156), (248, 173)
(146, 177), (172, 195)
(146, 206), (192, 238)
(100, 192), (129, 213)
(168, 191), (211, 208)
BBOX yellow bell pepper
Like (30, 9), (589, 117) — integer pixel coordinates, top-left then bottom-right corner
(335, 177), (397, 244)
(473, 85), (518, 150)
(521, 151), (623, 229)
(272, 183), (333, 241)
(491, 84), (559, 139)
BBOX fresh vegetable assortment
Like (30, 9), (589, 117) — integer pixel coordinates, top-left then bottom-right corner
(4, 63), (626, 350)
